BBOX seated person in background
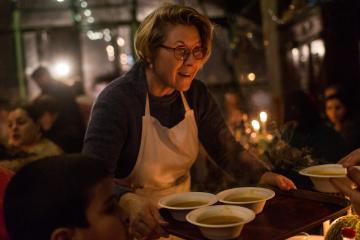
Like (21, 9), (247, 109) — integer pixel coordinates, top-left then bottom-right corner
(0, 167), (13, 240)
(31, 67), (86, 153)
(325, 94), (360, 152)
(32, 95), (84, 153)
(331, 148), (360, 214)
(284, 90), (347, 163)
(282, 90), (347, 188)
(4, 154), (128, 240)
(0, 104), (62, 171)
(72, 81), (93, 125)
(32, 95), (59, 132)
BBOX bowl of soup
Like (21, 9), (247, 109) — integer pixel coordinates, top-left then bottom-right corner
(299, 164), (350, 193)
(287, 235), (324, 240)
(216, 187), (275, 214)
(186, 205), (255, 240)
(158, 192), (218, 221)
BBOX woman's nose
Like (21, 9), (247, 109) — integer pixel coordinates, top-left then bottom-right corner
(10, 123), (18, 131)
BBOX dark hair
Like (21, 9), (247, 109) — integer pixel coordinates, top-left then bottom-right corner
(30, 66), (50, 79)
(325, 93), (350, 107)
(9, 104), (42, 124)
(284, 90), (321, 130)
(4, 154), (110, 240)
(32, 95), (59, 114)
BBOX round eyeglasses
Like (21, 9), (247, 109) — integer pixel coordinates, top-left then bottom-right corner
(160, 45), (206, 61)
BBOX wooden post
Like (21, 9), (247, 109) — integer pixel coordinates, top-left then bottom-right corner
(12, 0), (26, 100)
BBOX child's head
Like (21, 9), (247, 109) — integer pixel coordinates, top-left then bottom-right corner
(4, 154), (127, 240)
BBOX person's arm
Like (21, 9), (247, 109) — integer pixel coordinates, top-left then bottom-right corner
(338, 148), (360, 167)
(194, 83), (295, 190)
(330, 167), (360, 214)
(331, 148), (360, 214)
(82, 89), (128, 174)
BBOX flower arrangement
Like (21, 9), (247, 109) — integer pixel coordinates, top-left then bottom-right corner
(250, 121), (318, 172)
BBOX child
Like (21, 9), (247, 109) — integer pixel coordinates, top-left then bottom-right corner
(4, 154), (128, 240)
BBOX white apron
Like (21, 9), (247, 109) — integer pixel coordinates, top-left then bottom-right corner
(124, 91), (199, 205)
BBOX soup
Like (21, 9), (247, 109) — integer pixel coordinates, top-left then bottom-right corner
(168, 200), (207, 208)
(224, 194), (263, 202)
(198, 215), (243, 225)
(307, 170), (345, 176)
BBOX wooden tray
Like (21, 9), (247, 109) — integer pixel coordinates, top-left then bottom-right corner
(160, 188), (351, 240)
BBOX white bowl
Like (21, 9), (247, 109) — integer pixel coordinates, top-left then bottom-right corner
(158, 192), (218, 221)
(287, 235), (324, 240)
(299, 164), (349, 193)
(216, 187), (275, 214)
(186, 205), (255, 240)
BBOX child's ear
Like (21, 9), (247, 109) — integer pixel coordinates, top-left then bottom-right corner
(51, 228), (74, 240)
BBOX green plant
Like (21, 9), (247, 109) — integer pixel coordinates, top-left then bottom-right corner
(257, 121), (318, 171)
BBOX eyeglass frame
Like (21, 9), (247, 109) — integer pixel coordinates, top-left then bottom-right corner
(159, 44), (207, 61)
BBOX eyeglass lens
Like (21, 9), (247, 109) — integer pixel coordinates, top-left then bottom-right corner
(174, 47), (205, 60)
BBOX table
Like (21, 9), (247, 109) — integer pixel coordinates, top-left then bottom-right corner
(161, 188), (351, 240)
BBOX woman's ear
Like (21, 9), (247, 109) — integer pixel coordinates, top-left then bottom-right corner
(50, 228), (74, 240)
(146, 56), (153, 69)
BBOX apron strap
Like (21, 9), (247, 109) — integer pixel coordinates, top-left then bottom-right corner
(180, 92), (190, 112)
(145, 93), (150, 116)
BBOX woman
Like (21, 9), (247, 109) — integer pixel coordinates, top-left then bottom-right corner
(283, 90), (347, 164)
(83, 4), (296, 239)
(325, 94), (360, 152)
(0, 104), (62, 171)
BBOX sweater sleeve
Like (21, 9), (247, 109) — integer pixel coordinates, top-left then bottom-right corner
(194, 83), (268, 185)
(83, 87), (128, 175)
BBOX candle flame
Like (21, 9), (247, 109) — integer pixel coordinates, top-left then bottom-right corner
(259, 111), (268, 123)
(251, 120), (260, 131)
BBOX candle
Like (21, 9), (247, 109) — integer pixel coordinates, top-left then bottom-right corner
(259, 111), (267, 122)
(251, 119), (260, 132)
(259, 111), (267, 133)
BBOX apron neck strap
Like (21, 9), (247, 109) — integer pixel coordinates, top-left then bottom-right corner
(180, 92), (190, 112)
(145, 93), (150, 115)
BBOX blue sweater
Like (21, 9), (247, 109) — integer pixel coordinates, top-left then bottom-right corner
(83, 61), (266, 186)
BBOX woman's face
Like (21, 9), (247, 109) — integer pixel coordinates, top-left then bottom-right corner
(149, 24), (205, 95)
(325, 98), (346, 124)
(7, 108), (41, 147)
(73, 178), (127, 240)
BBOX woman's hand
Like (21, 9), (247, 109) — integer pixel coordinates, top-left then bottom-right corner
(338, 148), (360, 168)
(119, 192), (169, 240)
(331, 166), (360, 214)
(332, 148), (360, 214)
(259, 171), (297, 191)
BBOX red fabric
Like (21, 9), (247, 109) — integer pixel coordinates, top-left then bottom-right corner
(0, 167), (14, 240)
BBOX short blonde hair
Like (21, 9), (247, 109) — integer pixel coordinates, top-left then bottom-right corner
(135, 3), (214, 63)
